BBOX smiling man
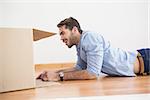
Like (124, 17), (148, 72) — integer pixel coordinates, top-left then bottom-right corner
(37, 17), (150, 81)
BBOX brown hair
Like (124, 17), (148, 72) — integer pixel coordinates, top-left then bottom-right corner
(57, 17), (83, 34)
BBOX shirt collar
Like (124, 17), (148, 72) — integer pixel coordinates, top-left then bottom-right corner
(76, 31), (85, 49)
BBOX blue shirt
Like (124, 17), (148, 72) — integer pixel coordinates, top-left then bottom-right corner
(75, 31), (138, 76)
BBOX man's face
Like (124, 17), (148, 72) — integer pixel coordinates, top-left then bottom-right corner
(59, 25), (75, 48)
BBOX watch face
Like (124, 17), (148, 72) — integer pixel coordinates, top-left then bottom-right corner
(59, 72), (64, 81)
(59, 72), (64, 77)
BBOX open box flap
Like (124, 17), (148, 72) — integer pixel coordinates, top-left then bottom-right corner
(33, 29), (56, 41)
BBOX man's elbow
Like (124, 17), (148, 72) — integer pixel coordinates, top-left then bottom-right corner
(85, 70), (97, 79)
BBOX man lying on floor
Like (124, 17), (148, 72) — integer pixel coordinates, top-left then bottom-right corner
(37, 17), (150, 82)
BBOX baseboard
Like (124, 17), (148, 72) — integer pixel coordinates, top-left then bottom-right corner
(35, 62), (75, 70)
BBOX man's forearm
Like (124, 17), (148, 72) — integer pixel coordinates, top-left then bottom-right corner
(55, 67), (77, 73)
(37, 68), (97, 81)
(63, 70), (96, 80)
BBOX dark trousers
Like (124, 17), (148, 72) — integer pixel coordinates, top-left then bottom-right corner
(137, 48), (150, 74)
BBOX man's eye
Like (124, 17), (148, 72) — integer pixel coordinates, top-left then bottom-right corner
(60, 32), (64, 35)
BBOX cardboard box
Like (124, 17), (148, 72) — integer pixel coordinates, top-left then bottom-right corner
(0, 28), (56, 92)
(0, 33), (2, 93)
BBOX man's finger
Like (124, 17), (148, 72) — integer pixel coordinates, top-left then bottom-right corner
(36, 74), (42, 79)
(36, 71), (47, 80)
(41, 71), (49, 81)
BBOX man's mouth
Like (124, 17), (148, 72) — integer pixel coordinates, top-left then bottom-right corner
(63, 39), (68, 45)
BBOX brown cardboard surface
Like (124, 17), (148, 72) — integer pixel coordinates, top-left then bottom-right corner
(0, 28), (56, 93)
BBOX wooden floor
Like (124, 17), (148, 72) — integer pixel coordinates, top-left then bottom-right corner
(0, 67), (150, 100)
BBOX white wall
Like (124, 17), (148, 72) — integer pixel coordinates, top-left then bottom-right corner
(148, 0), (150, 47)
(0, 0), (149, 64)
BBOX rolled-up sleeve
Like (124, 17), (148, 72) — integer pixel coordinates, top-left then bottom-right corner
(75, 51), (87, 70)
(83, 33), (104, 75)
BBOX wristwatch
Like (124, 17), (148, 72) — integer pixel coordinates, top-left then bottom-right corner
(59, 72), (64, 81)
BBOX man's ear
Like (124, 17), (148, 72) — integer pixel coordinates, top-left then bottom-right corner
(72, 26), (78, 33)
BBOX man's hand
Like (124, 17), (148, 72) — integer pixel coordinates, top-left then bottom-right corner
(36, 71), (60, 82)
